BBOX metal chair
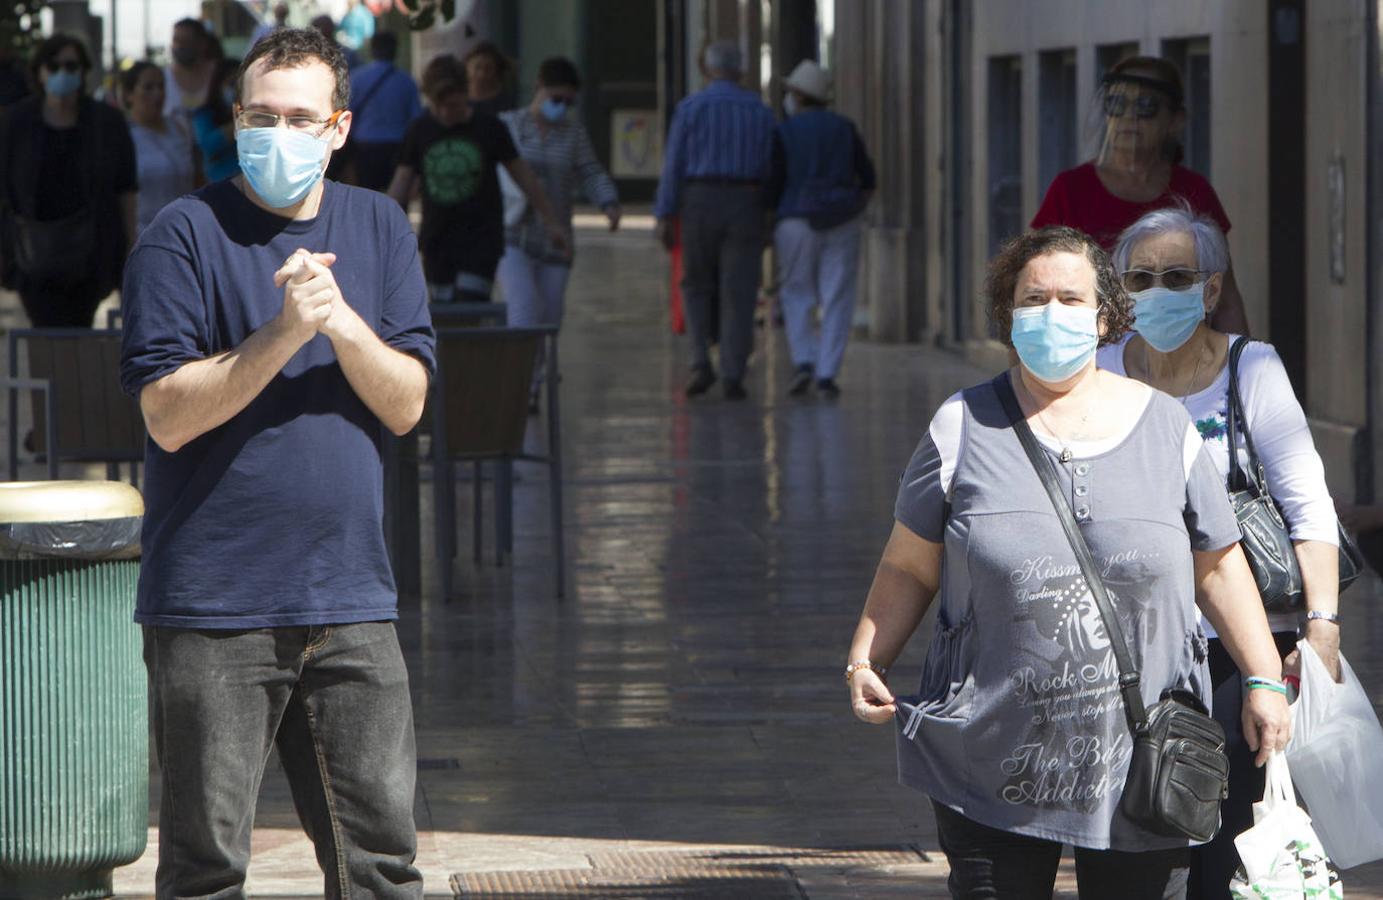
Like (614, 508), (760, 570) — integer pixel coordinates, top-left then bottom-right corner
(431, 325), (564, 601)
(6, 329), (145, 484)
(381, 302), (507, 599)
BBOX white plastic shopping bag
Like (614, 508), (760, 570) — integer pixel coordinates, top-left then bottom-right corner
(1229, 753), (1342, 899)
(1286, 639), (1383, 868)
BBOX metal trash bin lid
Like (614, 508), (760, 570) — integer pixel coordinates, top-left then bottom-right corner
(0, 482), (143, 560)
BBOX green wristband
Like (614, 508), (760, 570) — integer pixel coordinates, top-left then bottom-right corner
(1246, 681), (1289, 696)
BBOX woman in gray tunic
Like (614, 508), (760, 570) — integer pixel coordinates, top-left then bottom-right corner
(845, 227), (1292, 899)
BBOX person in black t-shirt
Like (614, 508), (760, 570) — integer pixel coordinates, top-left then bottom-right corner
(387, 53), (564, 302)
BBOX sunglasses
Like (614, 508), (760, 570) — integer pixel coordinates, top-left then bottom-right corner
(45, 60), (82, 74)
(1103, 92), (1164, 120)
(1121, 267), (1205, 293)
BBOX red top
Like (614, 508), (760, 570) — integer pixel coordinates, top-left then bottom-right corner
(1030, 162), (1232, 251)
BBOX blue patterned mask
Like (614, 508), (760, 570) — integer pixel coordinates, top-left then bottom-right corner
(1131, 285), (1206, 353)
(1010, 304), (1099, 384)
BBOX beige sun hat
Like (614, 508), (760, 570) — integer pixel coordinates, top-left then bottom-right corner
(782, 59), (831, 102)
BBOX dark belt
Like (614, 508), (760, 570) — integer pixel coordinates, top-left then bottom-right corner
(685, 176), (762, 187)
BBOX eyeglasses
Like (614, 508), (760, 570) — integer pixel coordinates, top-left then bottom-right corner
(1103, 92), (1164, 120)
(45, 60), (82, 74)
(235, 108), (344, 137)
(1121, 267), (1206, 292)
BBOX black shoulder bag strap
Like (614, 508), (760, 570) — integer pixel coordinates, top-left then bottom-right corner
(993, 372), (1151, 735)
(352, 65), (397, 126)
(1224, 336), (1264, 494)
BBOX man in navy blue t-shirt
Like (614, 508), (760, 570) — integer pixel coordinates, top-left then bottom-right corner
(120, 28), (433, 898)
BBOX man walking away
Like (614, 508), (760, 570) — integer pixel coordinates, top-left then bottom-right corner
(654, 40), (775, 400)
(120, 27), (433, 898)
(766, 60), (875, 398)
(347, 31), (422, 191)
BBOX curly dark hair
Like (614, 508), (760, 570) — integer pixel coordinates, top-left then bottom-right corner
(421, 54), (467, 102)
(986, 226), (1134, 349)
(237, 26), (349, 112)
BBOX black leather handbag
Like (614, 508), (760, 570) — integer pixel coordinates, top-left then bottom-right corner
(996, 374), (1229, 843)
(1225, 338), (1364, 613)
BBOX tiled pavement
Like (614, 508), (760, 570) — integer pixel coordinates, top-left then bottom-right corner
(5, 219), (1383, 897)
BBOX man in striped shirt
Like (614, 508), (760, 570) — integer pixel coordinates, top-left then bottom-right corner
(654, 41), (775, 400)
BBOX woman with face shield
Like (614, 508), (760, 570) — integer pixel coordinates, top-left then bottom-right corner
(1032, 56), (1249, 336)
(1102, 206), (1341, 899)
(844, 226), (1290, 898)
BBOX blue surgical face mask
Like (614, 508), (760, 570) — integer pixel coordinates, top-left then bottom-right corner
(45, 69), (82, 98)
(539, 97), (568, 123)
(1010, 303), (1100, 384)
(236, 126), (331, 208)
(1130, 284), (1206, 353)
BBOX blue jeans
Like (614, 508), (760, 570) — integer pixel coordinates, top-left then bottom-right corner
(933, 800), (1189, 899)
(143, 623), (423, 899)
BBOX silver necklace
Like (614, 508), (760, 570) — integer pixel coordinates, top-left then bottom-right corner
(1142, 337), (1207, 404)
(1026, 377), (1096, 464)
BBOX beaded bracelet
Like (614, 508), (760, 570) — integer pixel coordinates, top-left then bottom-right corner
(844, 660), (887, 684)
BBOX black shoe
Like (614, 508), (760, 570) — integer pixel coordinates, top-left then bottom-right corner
(788, 365), (814, 397)
(817, 378), (840, 398)
(723, 379), (747, 400)
(685, 367), (717, 397)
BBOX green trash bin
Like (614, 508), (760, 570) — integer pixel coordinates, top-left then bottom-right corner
(0, 482), (147, 900)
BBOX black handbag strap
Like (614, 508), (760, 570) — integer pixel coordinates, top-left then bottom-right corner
(1224, 336), (1264, 494)
(352, 64), (397, 124)
(994, 372), (1151, 735)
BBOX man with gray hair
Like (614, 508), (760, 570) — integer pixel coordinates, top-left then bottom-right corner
(654, 40), (775, 399)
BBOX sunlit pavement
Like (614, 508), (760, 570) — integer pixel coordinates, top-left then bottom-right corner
(4, 217), (1382, 897)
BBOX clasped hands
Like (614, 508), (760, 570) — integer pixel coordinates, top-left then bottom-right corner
(273, 248), (357, 346)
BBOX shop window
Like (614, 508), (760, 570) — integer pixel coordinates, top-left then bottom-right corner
(1163, 37), (1212, 177)
(987, 55), (1023, 256)
(1039, 49), (1078, 194)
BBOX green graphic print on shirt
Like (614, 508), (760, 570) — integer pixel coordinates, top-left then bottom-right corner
(422, 137), (484, 206)
(1195, 401), (1229, 443)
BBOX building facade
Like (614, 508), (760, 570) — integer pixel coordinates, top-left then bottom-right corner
(816, 0), (1380, 507)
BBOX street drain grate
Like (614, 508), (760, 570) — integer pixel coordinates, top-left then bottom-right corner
(450, 846), (929, 897)
(449, 865), (804, 898)
(586, 845), (928, 871)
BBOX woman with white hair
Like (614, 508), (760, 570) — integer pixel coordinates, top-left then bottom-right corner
(1100, 205), (1340, 899)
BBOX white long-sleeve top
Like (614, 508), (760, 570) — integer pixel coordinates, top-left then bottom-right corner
(1098, 334), (1337, 636)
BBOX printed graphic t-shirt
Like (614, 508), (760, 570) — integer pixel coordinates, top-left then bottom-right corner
(891, 374), (1241, 851)
(397, 111), (518, 279)
(120, 179), (434, 628)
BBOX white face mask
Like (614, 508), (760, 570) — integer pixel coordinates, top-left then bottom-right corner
(783, 93), (800, 117)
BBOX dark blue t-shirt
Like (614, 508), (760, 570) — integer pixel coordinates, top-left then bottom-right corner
(120, 179), (434, 628)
